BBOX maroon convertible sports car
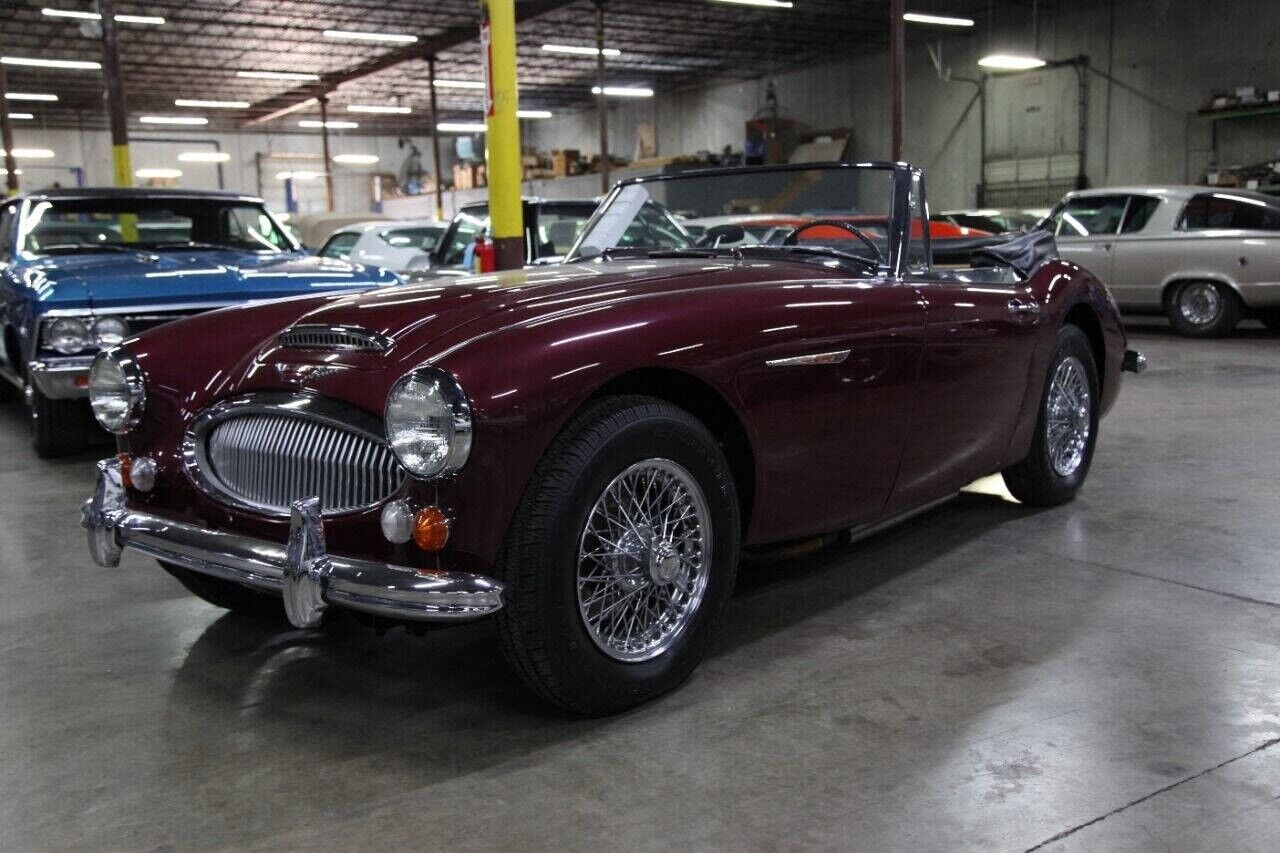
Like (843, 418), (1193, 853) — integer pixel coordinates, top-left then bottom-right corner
(83, 162), (1144, 714)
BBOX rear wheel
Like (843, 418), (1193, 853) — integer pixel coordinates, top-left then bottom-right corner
(29, 386), (92, 458)
(1166, 280), (1240, 337)
(495, 396), (740, 715)
(160, 561), (287, 620)
(1003, 325), (1100, 507)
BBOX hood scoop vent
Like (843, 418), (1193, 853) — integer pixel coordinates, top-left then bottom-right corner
(279, 324), (392, 352)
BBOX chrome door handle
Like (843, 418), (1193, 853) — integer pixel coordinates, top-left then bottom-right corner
(1007, 299), (1040, 317)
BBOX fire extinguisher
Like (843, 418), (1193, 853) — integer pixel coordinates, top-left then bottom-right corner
(473, 233), (496, 273)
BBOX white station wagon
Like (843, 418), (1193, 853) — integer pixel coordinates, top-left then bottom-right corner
(1045, 186), (1280, 336)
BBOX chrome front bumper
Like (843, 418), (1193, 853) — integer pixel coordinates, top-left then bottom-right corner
(81, 458), (504, 628)
(28, 356), (94, 399)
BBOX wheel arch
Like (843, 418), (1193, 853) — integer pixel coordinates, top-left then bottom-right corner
(1063, 302), (1106, 397)
(1160, 274), (1245, 310)
(582, 366), (756, 530)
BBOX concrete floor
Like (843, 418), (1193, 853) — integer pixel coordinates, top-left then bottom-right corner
(2, 320), (1279, 851)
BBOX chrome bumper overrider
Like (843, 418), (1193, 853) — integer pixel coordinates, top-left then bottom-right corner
(81, 458), (504, 628)
(1122, 349), (1147, 373)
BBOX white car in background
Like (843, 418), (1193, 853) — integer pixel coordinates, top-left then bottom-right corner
(317, 219), (449, 273)
(1045, 186), (1280, 336)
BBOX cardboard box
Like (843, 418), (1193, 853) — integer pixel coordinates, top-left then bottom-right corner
(552, 149), (580, 177)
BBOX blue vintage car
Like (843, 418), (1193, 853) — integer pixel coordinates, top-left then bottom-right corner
(0, 188), (401, 456)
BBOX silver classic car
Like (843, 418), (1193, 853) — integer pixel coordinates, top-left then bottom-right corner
(1045, 186), (1280, 336)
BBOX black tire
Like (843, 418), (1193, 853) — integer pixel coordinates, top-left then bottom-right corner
(1002, 325), (1101, 507)
(495, 395), (741, 715)
(160, 561), (288, 620)
(1166, 280), (1240, 337)
(0, 376), (18, 404)
(29, 385), (91, 458)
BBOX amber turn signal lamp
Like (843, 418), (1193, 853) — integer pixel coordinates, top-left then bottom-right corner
(412, 506), (450, 552)
(116, 452), (133, 489)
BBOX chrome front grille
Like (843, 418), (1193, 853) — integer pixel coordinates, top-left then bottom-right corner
(190, 396), (404, 516)
(279, 325), (391, 352)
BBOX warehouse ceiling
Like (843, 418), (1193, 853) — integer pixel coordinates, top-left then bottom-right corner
(4, 0), (1038, 135)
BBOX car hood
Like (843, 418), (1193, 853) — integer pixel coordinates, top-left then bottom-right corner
(27, 249), (397, 310)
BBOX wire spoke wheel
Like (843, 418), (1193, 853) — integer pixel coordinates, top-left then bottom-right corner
(577, 458), (712, 663)
(1045, 355), (1091, 477)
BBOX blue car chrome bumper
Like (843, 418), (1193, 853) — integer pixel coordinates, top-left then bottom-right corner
(81, 458), (505, 628)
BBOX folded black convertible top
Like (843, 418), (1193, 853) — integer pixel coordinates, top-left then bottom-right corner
(932, 228), (1059, 277)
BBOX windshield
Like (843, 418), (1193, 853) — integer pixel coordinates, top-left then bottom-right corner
(18, 197), (298, 256)
(381, 225), (447, 251)
(568, 165), (909, 269)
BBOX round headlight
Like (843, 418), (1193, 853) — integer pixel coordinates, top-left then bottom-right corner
(384, 367), (472, 479)
(89, 348), (146, 434)
(92, 317), (129, 348)
(48, 317), (91, 354)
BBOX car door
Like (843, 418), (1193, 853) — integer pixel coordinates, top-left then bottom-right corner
(1104, 194), (1165, 307)
(1049, 194), (1128, 283)
(887, 269), (1041, 511)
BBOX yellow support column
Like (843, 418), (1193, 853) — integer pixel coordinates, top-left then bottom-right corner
(480, 0), (525, 271)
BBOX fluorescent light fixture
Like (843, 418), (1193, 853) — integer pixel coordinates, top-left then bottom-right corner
(237, 70), (321, 81)
(541, 44), (621, 57)
(0, 169), (23, 176)
(139, 115), (209, 125)
(0, 148), (56, 159)
(708, 0), (793, 7)
(904, 11), (974, 26)
(333, 153), (379, 164)
(517, 109), (553, 119)
(323, 29), (417, 43)
(978, 53), (1047, 70)
(175, 98), (249, 109)
(432, 79), (484, 89)
(42, 8), (165, 24)
(436, 121), (487, 133)
(136, 167), (182, 179)
(591, 85), (654, 97)
(177, 151), (231, 163)
(1, 56), (101, 71)
(115, 13), (166, 24)
(299, 119), (358, 129)
(5, 93), (58, 102)
(276, 170), (325, 181)
(346, 104), (411, 114)
(7, 112), (34, 120)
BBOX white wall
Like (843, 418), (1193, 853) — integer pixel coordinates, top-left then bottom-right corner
(527, 0), (1280, 209)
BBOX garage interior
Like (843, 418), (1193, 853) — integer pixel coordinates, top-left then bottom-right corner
(2, 0), (1280, 850)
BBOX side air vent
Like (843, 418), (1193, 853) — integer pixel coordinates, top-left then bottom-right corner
(279, 325), (392, 352)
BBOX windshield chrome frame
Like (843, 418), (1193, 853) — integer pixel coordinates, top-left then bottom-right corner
(566, 161), (925, 278)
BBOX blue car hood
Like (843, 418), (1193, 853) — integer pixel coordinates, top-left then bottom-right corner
(28, 250), (397, 310)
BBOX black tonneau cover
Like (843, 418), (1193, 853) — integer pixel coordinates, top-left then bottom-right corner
(932, 228), (1058, 277)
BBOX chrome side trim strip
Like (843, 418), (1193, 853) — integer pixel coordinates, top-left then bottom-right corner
(765, 348), (851, 368)
(82, 458), (504, 627)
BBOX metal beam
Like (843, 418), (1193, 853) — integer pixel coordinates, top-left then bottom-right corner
(889, 0), (904, 161)
(428, 56), (444, 220)
(99, 0), (132, 187)
(595, 0), (609, 194)
(0, 65), (18, 195)
(318, 94), (335, 212)
(481, 0), (524, 272)
(241, 0), (577, 128)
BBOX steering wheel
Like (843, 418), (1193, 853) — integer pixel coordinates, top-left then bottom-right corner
(781, 219), (884, 265)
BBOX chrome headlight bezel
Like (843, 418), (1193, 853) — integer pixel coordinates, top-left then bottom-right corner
(384, 366), (472, 480)
(91, 316), (129, 348)
(89, 347), (147, 434)
(46, 317), (92, 355)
